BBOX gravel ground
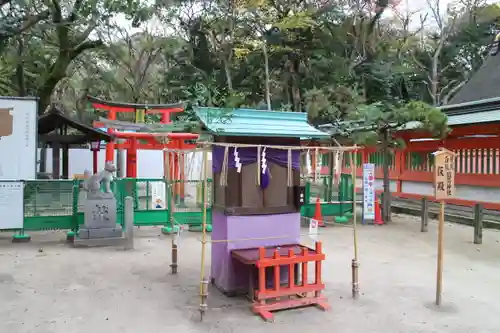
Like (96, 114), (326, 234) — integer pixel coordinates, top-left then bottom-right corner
(1, 214), (500, 333)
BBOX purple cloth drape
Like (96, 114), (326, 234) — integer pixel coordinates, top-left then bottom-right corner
(212, 146), (300, 172)
(212, 146), (300, 189)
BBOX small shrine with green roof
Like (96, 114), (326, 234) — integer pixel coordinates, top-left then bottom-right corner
(194, 106), (330, 295)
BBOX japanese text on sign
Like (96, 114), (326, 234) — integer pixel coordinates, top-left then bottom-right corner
(434, 150), (455, 200)
(362, 163), (375, 220)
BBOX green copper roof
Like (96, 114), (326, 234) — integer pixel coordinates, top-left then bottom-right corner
(194, 107), (330, 139)
(447, 109), (500, 126)
(319, 109), (500, 136)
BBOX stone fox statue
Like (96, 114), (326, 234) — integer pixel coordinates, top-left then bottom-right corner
(82, 162), (117, 194)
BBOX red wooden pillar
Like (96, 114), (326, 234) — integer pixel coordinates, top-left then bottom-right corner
(395, 148), (406, 193)
(311, 150), (316, 174)
(168, 150), (176, 193)
(362, 149), (369, 165)
(179, 147), (186, 204)
(126, 137), (138, 178)
(161, 111), (170, 124)
(92, 150), (99, 174)
(105, 110), (116, 163)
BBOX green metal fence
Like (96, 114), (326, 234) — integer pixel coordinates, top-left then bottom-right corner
(300, 174), (353, 219)
(10, 174), (353, 238)
(23, 180), (79, 231)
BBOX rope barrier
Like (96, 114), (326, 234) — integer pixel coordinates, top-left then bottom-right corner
(196, 141), (358, 152)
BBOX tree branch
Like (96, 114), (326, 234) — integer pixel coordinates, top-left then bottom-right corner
(410, 51), (426, 70)
(20, 10), (51, 33)
(442, 79), (468, 105)
(70, 40), (104, 59)
(50, 0), (62, 23)
(0, 9), (50, 41)
(69, 0), (84, 22)
(76, 22), (99, 45)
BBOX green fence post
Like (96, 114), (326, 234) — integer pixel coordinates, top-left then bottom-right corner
(66, 179), (79, 242)
(322, 176), (327, 201)
(33, 183), (38, 217)
(338, 175), (344, 211)
(133, 179), (139, 210)
(13, 180), (31, 243)
(161, 179), (176, 234)
(145, 180), (150, 210)
(327, 175), (333, 202)
(305, 181), (311, 204)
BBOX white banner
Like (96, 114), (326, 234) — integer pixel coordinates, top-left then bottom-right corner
(309, 218), (319, 247)
(0, 181), (24, 229)
(0, 98), (37, 180)
(362, 163), (376, 221)
(151, 182), (167, 209)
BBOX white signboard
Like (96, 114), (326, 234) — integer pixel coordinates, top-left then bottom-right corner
(0, 98), (37, 180)
(151, 182), (167, 209)
(309, 218), (319, 247)
(0, 181), (24, 229)
(362, 163), (376, 221)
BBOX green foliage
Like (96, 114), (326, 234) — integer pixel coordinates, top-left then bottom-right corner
(344, 100), (449, 147)
(0, 0), (495, 131)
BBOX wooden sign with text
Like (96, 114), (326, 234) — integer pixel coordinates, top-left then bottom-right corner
(434, 148), (456, 200)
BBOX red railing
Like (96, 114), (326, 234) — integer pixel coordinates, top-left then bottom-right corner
(252, 242), (330, 322)
(340, 147), (500, 209)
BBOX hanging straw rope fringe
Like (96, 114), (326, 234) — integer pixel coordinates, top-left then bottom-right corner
(220, 146), (229, 186)
(257, 145), (261, 185)
(197, 141), (357, 151)
(337, 151), (344, 185)
(163, 147), (208, 153)
(313, 148), (319, 182)
(164, 143), (356, 155)
(163, 142), (358, 189)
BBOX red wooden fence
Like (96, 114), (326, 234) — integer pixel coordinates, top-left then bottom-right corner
(341, 147), (500, 210)
(252, 242), (330, 321)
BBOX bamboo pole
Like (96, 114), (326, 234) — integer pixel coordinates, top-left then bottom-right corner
(164, 150), (179, 274)
(199, 148), (209, 320)
(163, 149), (171, 230)
(351, 149), (360, 299)
(436, 200), (445, 306)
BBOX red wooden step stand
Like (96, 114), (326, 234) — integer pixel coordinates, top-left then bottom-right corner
(252, 242), (330, 322)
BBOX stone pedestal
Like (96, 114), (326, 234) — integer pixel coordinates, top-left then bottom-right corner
(77, 197), (122, 239)
(74, 192), (133, 248)
(74, 196), (134, 249)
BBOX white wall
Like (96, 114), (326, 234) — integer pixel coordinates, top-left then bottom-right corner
(402, 180), (500, 203)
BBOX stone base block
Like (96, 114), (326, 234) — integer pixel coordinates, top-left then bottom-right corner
(12, 234), (31, 243)
(77, 226), (123, 239)
(73, 237), (128, 248)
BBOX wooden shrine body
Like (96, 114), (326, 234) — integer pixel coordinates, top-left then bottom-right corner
(210, 136), (302, 295)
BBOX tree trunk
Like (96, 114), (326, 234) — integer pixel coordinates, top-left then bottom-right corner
(16, 37), (26, 96)
(263, 42), (271, 110)
(37, 56), (69, 114)
(223, 58), (233, 91)
(382, 128), (391, 222)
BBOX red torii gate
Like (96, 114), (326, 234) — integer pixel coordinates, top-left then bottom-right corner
(87, 96), (198, 204)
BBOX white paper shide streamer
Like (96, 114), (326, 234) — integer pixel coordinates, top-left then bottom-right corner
(234, 147), (242, 173)
(261, 147), (267, 175)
